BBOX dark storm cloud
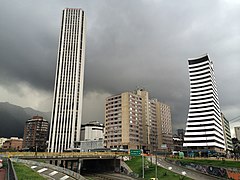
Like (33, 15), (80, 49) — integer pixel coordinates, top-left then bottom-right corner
(84, 0), (240, 128)
(0, 1), (58, 91)
(0, 0), (240, 131)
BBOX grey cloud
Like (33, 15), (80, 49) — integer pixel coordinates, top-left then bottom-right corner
(0, 0), (239, 131)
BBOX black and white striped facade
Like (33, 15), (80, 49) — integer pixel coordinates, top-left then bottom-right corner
(183, 54), (225, 150)
(48, 8), (86, 152)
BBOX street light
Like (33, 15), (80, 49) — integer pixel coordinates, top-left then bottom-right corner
(155, 134), (158, 180)
(142, 153), (144, 178)
(155, 153), (157, 180)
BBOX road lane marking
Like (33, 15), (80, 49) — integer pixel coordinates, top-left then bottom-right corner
(37, 168), (48, 173)
(60, 175), (69, 180)
(49, 171), (58, 176)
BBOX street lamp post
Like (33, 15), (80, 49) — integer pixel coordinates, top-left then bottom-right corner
(142, 154), (144, 178)
(155, 134), (158, 180)
(35, 145), (38, 156)
(155, 153), (157, 180)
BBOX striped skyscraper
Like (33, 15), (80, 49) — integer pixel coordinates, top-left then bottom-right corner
(48, 8), (86, 152)
(183, 54), (225, 153)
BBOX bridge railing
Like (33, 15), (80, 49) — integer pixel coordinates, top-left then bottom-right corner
(1, 151), (128, 158)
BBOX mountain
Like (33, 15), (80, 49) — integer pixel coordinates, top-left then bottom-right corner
(0, 102), (51, 138)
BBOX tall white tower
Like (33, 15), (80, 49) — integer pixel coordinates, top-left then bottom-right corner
(48, 8), (86, 152)
(183, 54), (225, 153)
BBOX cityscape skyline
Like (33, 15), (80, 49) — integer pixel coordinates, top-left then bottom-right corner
(0, 1), (240, 134)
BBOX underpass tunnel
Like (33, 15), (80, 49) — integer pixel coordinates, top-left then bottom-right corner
(81, 158), (120, 173)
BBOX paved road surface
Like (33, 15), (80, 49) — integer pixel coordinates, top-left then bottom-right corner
(150, 157), (219, 180)
(83, 172), (137, 180)
(30, 165), (76, 180)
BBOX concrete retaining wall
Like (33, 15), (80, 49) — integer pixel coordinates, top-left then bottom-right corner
(167, 159), (240, 180)
(11, 158), (86, 180)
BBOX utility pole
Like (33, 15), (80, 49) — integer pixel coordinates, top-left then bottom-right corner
(155, 134), (158, 180)
(155, 154), (157, 179)
(142, 154), (144, 178)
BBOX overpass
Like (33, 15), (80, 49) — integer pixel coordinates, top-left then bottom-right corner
(3, 152), (125, 174)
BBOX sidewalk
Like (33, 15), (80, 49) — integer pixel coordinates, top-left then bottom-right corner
(0, 168), (6, 180)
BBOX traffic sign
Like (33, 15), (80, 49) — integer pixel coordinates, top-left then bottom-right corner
(130, 149), (141, 156)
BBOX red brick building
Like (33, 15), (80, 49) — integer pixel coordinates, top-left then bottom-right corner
(2, 137), (23, 151)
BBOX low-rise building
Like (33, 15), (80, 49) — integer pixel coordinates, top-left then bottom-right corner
(71, 121), (105, 152)
(80, 121), (104, 141)
(74, 139), (104, 152)
(2, 137), (23, 151)
(0, 138), (8, 148)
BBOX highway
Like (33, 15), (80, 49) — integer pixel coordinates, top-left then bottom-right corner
(2, 152), (226, 180)
(150, 157), (220, 180)
(82, 172), (137, 180)
(29, 164), (77, 180)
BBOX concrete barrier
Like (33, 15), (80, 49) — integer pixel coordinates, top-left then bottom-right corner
(8, 158), (18, 180)
(11, 158), (86, 180)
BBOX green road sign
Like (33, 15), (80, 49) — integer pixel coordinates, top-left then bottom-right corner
(130, 149), (141, 156)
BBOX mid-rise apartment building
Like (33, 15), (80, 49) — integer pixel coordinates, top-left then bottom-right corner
(221, 113), (233, 152)
(105, 92), (142, 150)
(104, 88), (173, 151)
(160, 103), (173, 147)
(235, 127), (240, 141)
(23, 116), (49, 152)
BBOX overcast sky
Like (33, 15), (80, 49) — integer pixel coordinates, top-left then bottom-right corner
(0, 0), (239, 134)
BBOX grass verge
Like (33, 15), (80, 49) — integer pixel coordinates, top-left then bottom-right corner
(125, 156), (192, 180)
(13, 162), (46, 180)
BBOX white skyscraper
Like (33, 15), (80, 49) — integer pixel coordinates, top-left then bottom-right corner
(48, 8), (86, 152)
(183, 54), (225, 153)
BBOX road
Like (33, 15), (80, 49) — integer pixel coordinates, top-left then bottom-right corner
(82, 172), (137, 180)
(29, 165), (77, 180)
(150, 157), (219, 180)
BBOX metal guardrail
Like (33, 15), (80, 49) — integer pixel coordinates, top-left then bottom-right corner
(7, 158), (18, 180)
(1, 151), (127, 158)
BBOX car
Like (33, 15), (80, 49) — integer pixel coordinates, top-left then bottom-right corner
(0, 159), (3, 168)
